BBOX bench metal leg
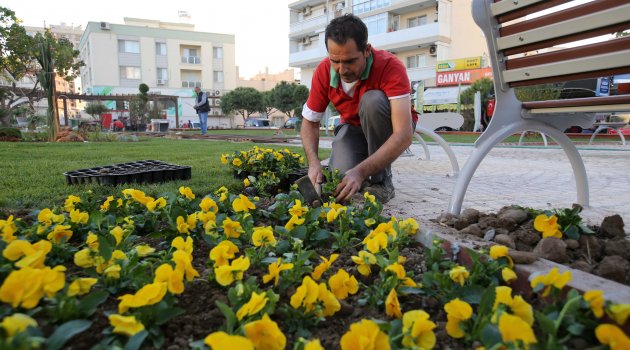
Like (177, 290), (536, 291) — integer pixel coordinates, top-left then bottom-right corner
(588, 126), (626, 146)
(415, 126), (460, 176)
(518, 131), (548, 147)
(449, 120), (588, 215)
(413, 133), (431, 160)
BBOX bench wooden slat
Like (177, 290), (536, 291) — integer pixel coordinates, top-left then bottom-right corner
(503, 50), (630, 84)
(500, 0), (628, 36)
(508, 66), (630, 87)
(496, 0), (571, 23)
(522, 95), (630, 110)
(497, 4), (630, 51)
(506, 37), (630, 70)
(491, 0), (546, 17)
(503, 22), (630, 57)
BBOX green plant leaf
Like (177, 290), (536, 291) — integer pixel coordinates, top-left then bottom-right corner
(567, 322), (585, 336)
(291, 226), (307, 240)
(564, 225), (580, 240)
(97, 235), (114, 261)
(312, 229), (331, 241)
(123, 330), (148, 350)
(155, 305), (185, 325)
(535, 310), (556, 337)
(477, 286), (497, 316)
(459, 285), (485, 305)
(215, 300), (237, 333)
(480, 324), (502, 348)
(47, 319), (92, 350)
(77, 290), (109, 316)
(578, 223), (594, 235)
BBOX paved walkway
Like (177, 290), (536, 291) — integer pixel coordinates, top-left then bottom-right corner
(306, 139), (630, 230)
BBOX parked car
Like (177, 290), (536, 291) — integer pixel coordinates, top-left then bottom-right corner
(321, 115), (341, 131)
(244, 118), (271, 128)
(283, 117), (300, 129)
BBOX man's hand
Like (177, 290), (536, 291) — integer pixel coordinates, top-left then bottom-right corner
(334, 168), (365, 203)
(308, 162), (323, 189)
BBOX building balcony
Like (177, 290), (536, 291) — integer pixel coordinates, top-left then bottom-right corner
(289, 43), (327, 68)
(288, 0), (323, 10)
(182, 81), (201, 88)
(406, 66), (436, 82)
(289, 13), (327, 37)
(370, 22), (443, 53)
(181, 56), (201, 64)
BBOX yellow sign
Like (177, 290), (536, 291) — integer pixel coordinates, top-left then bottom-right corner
(436, 57), (482, 72)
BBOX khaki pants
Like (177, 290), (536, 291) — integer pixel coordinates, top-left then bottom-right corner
(329, 90), (404, 184)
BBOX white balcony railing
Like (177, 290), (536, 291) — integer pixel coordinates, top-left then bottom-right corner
(181, 81), (201, 88)
(181, 56), (201, 64)
(370, 22), (441, 52)
(406, 67), (436, 82)
(289, 14), (328, 36)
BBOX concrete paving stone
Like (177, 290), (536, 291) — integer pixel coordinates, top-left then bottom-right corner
(302, 139), (630, 231)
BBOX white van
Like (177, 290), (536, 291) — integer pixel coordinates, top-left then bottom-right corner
(321, 115), (341, 131)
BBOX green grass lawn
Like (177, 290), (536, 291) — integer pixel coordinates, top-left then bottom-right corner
(0, 138), (328, 211)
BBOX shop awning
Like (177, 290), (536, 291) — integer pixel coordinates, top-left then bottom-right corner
(423, 86), (469, 105)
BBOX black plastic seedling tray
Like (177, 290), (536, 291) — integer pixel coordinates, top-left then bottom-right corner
(63, 160), (192, 186)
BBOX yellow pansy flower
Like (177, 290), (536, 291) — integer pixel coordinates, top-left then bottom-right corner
(210, 240), (240, 267)
(311, 254), (339, 281)
(232, 158), (242, 167)
(351, 250), (376, 276)
(364, 191), (376, 203)
(3, 239), (51, 269)
(290, 276), (320, 311)
(498, 313), (537, 346)
(110, 226), (125, 246)
(328, 269), (359, 300)
(607, 303), (630, 325)
(104, 264), (122, 279)
(363, 232), (388, 254)
(289, 199), (308, 217)
(236, 291), (268, 320)
(402, 310), (437, 349)
(67, 278), (98, 297)
(179, 186), (195, 200)
(74, 248), (96, 268)
(534, 214), (562, 238)
(584, 290), (605, 318)
(108, 314), (145, 337)
(214, 256), (250, 286)
(47, 224), (73, 243)
(37, 208), (65, 226)
(252, 226), (276, 247)
(502, 267), (517, 283)
(304, 339), (324, 350)
(444, 298), (473, 338)
(146, 197), (167, 212)
(244, 314), (286, 350)
(386, 288), (402, 319)
(135, 244), (156, 257)
(100, 196), (114, 212)
(205, 331), (254, 350)
(243, 178), (251, 187)
(0, 313), (37, 339)
(118, 282), (168, 313)
(385, 263), (407, 279)
(317, 282), (341, 317)
(220, 154), (229, 165)
(172, 250), (199, 281)
(364, 218), (376, 227)
(449, 265), (469, 286)
(232, 194), (256, 213)
(0, 215), (18, 243)
(493, 286), (534, 326)
(154, 263), (185, 295)
(200, 197), (219, 213)
(530, 267), (572, 297)
(340, 319), (390, 350)
(596, 323), (630, 349)
(64, 195), (81, 212)
(285, 214), (305, 230)
(222, 217), (244, 239)
(490, 245), (514, 267)
(171, 236), (194, 256)
(69, 209), (89, 224)
(262, 258), (294, 287)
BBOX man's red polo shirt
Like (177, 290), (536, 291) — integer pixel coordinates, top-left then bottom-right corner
(304, 48), (418, 126)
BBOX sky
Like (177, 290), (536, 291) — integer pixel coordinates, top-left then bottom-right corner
(3, 0), (293, 79)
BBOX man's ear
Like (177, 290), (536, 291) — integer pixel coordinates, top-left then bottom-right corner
(365, 43), (372, 56)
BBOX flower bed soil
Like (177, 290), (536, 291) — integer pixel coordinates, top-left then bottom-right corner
(63, 160), (192, 186)
(435, 206), (630, 286)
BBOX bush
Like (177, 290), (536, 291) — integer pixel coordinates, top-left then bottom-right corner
(0, 127), (22, 139)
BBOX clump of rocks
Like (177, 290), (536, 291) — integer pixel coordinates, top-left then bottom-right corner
(55, 127), (85, 142)
(437, 207), (630, 285)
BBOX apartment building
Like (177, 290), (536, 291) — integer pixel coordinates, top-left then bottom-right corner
(78, 18), (236, 127)
(288, 0), (488, 104)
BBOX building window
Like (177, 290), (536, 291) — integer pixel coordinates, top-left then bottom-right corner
(364, 13), (387, 35)
(118, 40), (139, 54)
(407, 15), (427, 28)
(181, 47), (200, 64)
(156, 42), (167, 55)
(213, 47), (223, 59)
(119, 66), (141, 79)
(214, 71), (224, 83)
(352, 0), (390, 15)
(406, 54), (426, 69)
(156, 68), (168, 85)
(181, 81), (201, 88)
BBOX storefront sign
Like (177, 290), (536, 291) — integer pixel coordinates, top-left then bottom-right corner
(436, 57), (482, 72)
(436, 67), (493, 86)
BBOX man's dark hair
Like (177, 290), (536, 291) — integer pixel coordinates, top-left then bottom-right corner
(325, 14), (368, 52)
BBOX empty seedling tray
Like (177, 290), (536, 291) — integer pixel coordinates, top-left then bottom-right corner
(63, 160), (192, 186)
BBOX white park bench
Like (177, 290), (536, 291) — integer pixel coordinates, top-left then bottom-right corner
(449, 0), (630, 214)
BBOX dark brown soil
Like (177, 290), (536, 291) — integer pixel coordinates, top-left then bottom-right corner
(437, 206), (630, 286)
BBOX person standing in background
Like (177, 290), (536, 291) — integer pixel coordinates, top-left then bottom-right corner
(193, 87), (209, 135)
